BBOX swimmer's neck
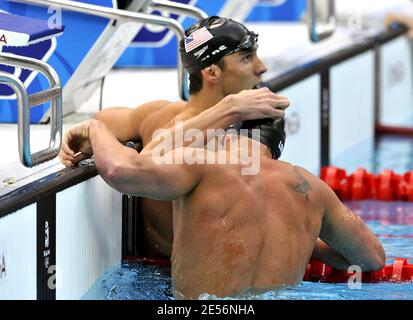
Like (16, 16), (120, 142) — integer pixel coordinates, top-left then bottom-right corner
(224, 134), (273, 159)
(185, 87), (226, 114)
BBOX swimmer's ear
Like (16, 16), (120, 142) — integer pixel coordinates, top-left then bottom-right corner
(201, 65), (222, 84)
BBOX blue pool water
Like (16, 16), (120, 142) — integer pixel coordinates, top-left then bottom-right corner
(83, 135), (413, 300)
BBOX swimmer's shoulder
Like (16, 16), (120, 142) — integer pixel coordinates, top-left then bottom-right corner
(135, 100), (187, 140)
(269, 161), (315, 181)
(266, 161), (325, 200)
(290, 165), (333, 208)
(134, 100), (185, 114)
(140, 100), (186, 120)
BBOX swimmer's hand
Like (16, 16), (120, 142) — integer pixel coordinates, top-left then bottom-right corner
(59, 120), (94, 167)
(384, 14), (413, 39)
(230, 87), (289, 121)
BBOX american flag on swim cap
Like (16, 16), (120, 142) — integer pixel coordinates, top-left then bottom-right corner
(184, 26), (213, 53)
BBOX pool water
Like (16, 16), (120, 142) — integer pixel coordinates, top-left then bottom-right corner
(82, 135), (413, 300)
(82, 263), (174, 300)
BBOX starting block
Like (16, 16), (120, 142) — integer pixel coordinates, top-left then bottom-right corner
(0, 11), (64, 167)
(0, 11), (64, 47)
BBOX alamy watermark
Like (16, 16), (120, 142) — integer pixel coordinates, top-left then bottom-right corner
(48, 6), (62, 30)
(347, 11), (363, 32)
(48, 265), (57, 290)
(347, 265), (362, 289)
(150, 122), (262, 176)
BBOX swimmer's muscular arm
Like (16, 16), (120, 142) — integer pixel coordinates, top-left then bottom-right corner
(294, 167), (385, 271)
(89, 119), (204, 200)
(60, 88), (288, 166)
(59, 101), (169, 166)
(311, 239), (351, 270)
(143, 88), (288, 153)
(316, 175), (386, 271)
(292, 167), (351, 269)
(93, 87), (287, 144)
(93, 100), (170, 142)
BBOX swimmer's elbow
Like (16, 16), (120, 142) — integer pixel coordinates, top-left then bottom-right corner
(371, 240), (386, 271)
(101, 160), (122, 182)
(361, 244), (386, 272)
(371, 247), (386, 271)
(99, 157), (140, 192)
(100, 161), (141, 195)
(99, 159), (127, 189)
(362, 259), (385, 272)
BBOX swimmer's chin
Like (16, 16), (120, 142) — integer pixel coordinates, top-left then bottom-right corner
(253, 81), (268, 90)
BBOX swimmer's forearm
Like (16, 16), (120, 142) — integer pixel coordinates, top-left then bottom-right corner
(89, 120), (202, 199)
(311, 239), (351, 271)
(88, 119), (142, 192)
(142, 97), (239, 154)
(88, 119), (127, 164)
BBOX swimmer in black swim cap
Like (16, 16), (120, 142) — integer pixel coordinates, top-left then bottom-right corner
(180, 16), (258, 74)
(180, 17), (286, 158)
(61, 16), (290, 265)
(179, 16), (265, 95)
(239, 117), (286, 160)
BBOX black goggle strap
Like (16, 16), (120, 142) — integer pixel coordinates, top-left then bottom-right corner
(239, 32), (258, 50)
(224, 32), (259, 57)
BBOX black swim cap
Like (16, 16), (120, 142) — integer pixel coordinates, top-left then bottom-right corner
(179, 16), (258, 74)
(239, 118), (286, 160)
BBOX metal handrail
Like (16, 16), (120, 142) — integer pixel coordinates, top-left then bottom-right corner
(0, 52), (62, 167)
(9, 0), (190, 100)
(0, 71), (30, 166)
(150, 0), (207, 20)
(307, 0), (336, 43)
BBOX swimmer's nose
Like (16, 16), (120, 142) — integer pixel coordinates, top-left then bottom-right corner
(254, 56), (268, 76)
